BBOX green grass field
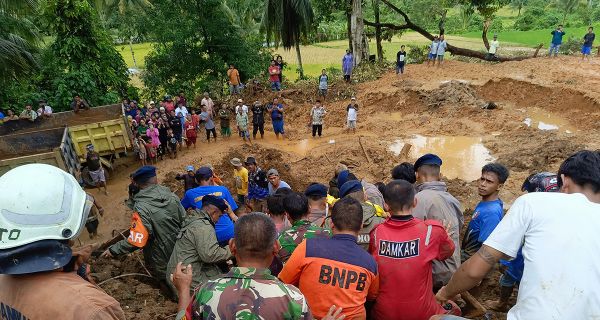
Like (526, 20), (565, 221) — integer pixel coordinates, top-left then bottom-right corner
(460, 24), (599, 47)
(118, 21), (598, 83)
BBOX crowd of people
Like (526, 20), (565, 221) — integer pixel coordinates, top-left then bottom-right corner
(2, 147), (599, 320)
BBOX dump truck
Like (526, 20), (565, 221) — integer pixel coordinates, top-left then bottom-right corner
(0, 104), (132, 179)
(0, 127), (80, 177)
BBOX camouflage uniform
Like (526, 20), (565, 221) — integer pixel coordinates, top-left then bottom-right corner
(176, 267), (313, 320)
(324, 202), (384, 251)
(166, 209), (232, 296)
(109, 184), (186, 281)
(277, 220), (330, 263)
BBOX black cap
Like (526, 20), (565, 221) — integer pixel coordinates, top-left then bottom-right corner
(414, 154), (442, 170)
(202, 195), (228, 212)
(245, 157), (257, 165)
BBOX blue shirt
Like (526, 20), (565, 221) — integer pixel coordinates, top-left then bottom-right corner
(268, 180), (291, 195)
(181, 185), (238, 244)
(551, 30), (566, 45)
(501, 249), (524, 282)
(461, 199), (503, 259)
(0, 111), (4, 120)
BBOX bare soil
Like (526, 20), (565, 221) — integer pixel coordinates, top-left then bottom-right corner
(84, 56), (600, 319)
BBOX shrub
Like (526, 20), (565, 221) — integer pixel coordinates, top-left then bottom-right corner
(559, 36), (584, 55)
(405, 44), (429, 64)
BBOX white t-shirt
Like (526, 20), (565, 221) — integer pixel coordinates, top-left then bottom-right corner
(437, 40), (447, 55)
(430, 41), (439, 54)
(175, 106), (188, 118)
(37, 105), (53, 116)
(484, 192), (600, 320)
(347, 107), (357, 121)
(489, 40), (500, 54)
(235, 104), (248, 114)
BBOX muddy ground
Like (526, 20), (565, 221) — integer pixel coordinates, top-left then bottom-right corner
(85, 56), (600, 319)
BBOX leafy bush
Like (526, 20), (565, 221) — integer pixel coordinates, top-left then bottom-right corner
(405, 44), (429, 64)
(514, 7), (562, 31)
(559, 36), (584, 55)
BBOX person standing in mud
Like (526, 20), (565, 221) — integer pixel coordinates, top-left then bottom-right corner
(346, 97), (358, 134)
(251, 100), (265, 139)
(581, 26), (595, 62)
(342, 49), (354, 83)
(436, 34), (448, 67)
(396, 45), (407, 74)
(412, 154), (463, 291)
(309, 100), (326, 138)
(548, 24), (566, 57)
(102, 166), (186, 292)
(267, 97), (285, 139)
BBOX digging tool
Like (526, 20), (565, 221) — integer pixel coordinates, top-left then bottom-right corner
(92, 229), (129, 257)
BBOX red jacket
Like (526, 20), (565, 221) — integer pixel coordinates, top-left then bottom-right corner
(369, 216), (455, 320)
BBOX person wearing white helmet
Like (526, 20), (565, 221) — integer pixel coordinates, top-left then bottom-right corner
(0, 164), (125, 319)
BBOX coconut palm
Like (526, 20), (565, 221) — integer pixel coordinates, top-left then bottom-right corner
(0, 0), (39, 82)
(91, 0), (152, 68)
(262, 0), (314, 79)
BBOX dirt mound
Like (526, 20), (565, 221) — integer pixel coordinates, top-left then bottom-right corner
(162, 171), (185, 198)
(215, 144), (306, 194)
(485, 129), (584, 172)
(91, 253), (177, 319)
(416, 80), (485, 108)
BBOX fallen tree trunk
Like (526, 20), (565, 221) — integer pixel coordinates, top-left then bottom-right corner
(364, 0), (544, 62)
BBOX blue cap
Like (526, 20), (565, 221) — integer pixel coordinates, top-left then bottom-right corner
(305, 183), (328, 198)
(202, 195), (228, 212)
(337, 170), (350, 188)
(186, 165), (194, 172)
(339, 180), (363, 198)
(132, 166), (157, 182)
(196, 166), (213, 180)
(414, 154), (442, 170)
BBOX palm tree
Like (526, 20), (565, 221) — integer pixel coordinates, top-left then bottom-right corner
(262, 0), (314, 79)
(223, 0), (264, 36)
(0, 0), (39, 82)
(510, 0), (528, 16)
(91, 0), (152, 68)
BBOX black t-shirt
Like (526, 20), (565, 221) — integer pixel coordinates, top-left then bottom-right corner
(169, 117), (182, 134)
(86, 152), (101, 171)
(584, 33), (596, 47)
(397, 50), (407, 63)
(251, 105), (265, 124)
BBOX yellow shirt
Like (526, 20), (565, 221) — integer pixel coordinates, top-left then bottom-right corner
(234, 167), (249, 195)
(326, 194), (387, 217)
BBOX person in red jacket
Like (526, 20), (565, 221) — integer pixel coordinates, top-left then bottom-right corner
(369, 179), (460, 320)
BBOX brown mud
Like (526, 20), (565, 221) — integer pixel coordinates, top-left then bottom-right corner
(84, 57), (600, 319)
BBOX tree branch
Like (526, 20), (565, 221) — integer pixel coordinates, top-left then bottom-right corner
(364, 20), (409, 30)
(375, 0), (543, 62)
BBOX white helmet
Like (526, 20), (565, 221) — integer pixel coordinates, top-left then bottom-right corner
(0, 164), (91, 250)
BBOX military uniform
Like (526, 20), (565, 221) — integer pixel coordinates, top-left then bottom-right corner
(277, 220), (330, 263)
(109, 184), (186, 281)
(166, 209), (232, 295)
(324, 202), (384, 251)
(176, 267), (312, 320)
